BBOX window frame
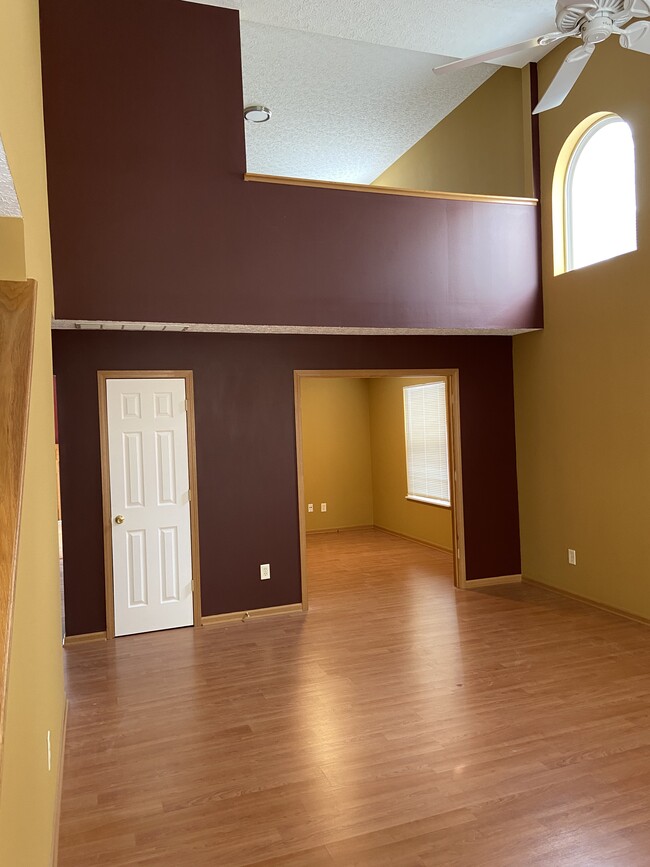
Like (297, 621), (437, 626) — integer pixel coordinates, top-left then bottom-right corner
(402, 380), (451, 509)
(560, 113), (636, 274)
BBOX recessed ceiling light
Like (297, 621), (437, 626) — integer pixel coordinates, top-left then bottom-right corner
(244, 105), (271, 123)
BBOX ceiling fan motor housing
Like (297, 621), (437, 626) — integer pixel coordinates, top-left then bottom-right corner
(583, 15), (616, 41)
(556, 0), (627, 33)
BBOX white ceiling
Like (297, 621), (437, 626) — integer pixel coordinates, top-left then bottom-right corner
(202, 0), (556, 60)
(239, 24), (495, 183)
(189, 0), (557, 183)
(0, 134), (21, 217)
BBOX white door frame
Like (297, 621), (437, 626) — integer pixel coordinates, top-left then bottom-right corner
(98, 370), (202, 639)
(293, 368), (467, 611)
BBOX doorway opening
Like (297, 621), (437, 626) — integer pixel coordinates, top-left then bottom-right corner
(294, 369), (466, 611)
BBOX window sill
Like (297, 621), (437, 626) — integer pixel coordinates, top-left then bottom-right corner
(405, 495), (451, 509)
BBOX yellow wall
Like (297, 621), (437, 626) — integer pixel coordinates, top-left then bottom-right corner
(0, 0), (66, 864)
(301, 378), (374, 531)
(514, 38), (650, 617)
(300, 377), (453, 551)
(0, 217), (27, 280)
(373, 67), (532, 197)
(368, 378), (453, 552)
(370, 40), (650, 617)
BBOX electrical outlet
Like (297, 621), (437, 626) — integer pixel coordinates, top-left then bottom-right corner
(568, 548), (577, 566)
(307, 503), (314, 513)
(321, 502), (327, 512)
(260, 563), (271, 580)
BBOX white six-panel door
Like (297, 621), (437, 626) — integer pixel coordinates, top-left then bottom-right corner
(106, 378), (194, 636)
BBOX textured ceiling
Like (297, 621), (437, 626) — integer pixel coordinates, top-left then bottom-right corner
(0, 135), (21, 217)
(188, 0), (557, 183)
(240, 23), (495, 183)
(201, 0), (556, 60)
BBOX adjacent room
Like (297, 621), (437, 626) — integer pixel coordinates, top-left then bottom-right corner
(299, 373), (457, 603)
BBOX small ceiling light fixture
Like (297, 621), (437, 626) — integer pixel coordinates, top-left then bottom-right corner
(244, 104), (272, 123)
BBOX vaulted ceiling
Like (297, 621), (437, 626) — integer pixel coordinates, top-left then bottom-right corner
(190, 0), (556, 183)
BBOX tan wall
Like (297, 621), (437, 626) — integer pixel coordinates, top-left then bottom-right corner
(301, 378), (374, 531)
(368, 378), (453, 552)
(0, 217), (27, 280)
(300, 377), (453, 551)
(0, 0), (66, 864)
(373, 67), (532, 198)
(514, 38), (650, 618)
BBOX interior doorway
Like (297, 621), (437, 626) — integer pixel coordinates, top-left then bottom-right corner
(294, 369), (466, 610)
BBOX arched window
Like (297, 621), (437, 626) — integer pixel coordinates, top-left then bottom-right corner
(563, 115), (637, 273)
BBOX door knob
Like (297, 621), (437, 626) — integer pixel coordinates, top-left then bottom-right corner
(114, 515), (125, 525)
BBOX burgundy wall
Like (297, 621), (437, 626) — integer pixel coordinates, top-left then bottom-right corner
(53, 331), (521, 636)
(40, 0), (542, 331)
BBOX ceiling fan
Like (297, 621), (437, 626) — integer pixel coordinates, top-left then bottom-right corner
(433, 0), (650, 113)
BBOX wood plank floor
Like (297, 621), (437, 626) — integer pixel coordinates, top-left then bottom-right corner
(59, 529), (650, 866)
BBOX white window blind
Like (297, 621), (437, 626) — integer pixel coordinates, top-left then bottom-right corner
(403, 382), (450, 507)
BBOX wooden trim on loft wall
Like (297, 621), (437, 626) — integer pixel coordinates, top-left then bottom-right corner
(245, 173), (539, 207)
(0, 279), (37, 772)
(292, 369), (467, 603)
(97, 370), (202, 639)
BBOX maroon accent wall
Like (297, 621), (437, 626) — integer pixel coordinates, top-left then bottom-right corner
(40, 0), (542, 331)
(530, 63), (542, 202)
(53, 331), (521, 636)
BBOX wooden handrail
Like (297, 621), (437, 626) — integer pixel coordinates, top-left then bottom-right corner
(244, 172), (539, 207)
(0, 279), (37, 764)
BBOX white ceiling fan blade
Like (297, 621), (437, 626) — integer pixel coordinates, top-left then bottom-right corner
(533, 44), (595, 114)
(433, 32), (567, 75)
(620, 21), (650, 53)
(623, 0), (650, 17)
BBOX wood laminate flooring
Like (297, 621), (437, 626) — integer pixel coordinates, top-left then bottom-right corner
(59, 529), (650, 866)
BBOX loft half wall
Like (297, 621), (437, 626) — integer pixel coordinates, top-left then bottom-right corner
(39, 0), (542, 334)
